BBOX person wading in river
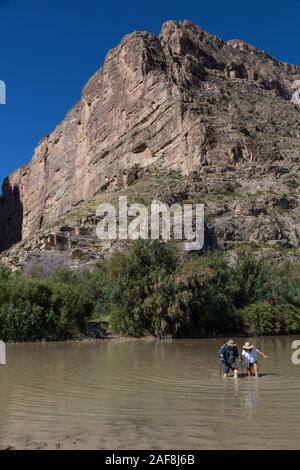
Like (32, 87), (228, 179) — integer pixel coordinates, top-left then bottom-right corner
(218, 339), (241, 379)
(241, 341), (268, 378)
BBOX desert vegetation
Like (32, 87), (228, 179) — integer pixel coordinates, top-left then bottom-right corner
(1, 241), (300, 341)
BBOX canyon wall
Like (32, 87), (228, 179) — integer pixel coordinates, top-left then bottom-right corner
(1, 20), (300, 257)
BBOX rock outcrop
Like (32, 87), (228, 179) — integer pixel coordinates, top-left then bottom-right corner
(1, 20), (300, 268)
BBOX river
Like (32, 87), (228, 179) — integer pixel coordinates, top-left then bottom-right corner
(0, 336), (299, 449)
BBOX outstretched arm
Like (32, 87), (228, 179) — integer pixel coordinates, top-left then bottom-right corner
(257, 349), (268, 359)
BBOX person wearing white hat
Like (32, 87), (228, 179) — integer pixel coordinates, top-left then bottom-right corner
(241, 341), (268, 377)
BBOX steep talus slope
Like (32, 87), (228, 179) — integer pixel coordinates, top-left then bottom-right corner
(1, 20), (300, 268)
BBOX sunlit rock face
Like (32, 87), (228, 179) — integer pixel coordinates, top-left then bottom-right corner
(292, 80), (300, 105)
(1, 20), (300, 265)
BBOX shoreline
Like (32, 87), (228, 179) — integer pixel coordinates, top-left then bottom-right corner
(4, 332), (300, 346)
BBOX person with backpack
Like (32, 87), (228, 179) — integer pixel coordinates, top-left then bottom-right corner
(218, 339), (241, 379)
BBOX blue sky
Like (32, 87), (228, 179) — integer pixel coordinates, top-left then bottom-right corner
(0, 0), (299, 185)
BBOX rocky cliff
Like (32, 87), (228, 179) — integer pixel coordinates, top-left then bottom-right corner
(1, 20), (300, 269)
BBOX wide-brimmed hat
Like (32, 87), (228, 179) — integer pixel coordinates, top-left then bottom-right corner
(243, 341), (254, 349)
(226, 339), (237, 347)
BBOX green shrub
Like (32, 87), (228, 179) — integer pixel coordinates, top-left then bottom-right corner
(240, 301), (300, 335)
(1, 244), (300, 341)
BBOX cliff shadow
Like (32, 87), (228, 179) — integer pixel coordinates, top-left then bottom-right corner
(203, 222), (219, 252)
(0, 179), (23, 252)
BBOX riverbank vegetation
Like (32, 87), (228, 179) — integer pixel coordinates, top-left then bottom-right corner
(1, 241), (300, 341)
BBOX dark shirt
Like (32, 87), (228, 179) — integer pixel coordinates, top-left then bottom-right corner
(219, 344), (239, 366)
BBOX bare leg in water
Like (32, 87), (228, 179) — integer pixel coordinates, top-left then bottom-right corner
(252, 362), (259, 378)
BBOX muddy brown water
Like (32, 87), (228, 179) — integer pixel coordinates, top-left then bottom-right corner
(0, 336), (299, 449)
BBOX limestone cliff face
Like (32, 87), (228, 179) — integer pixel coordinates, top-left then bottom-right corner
(1, 20), (300, 258)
